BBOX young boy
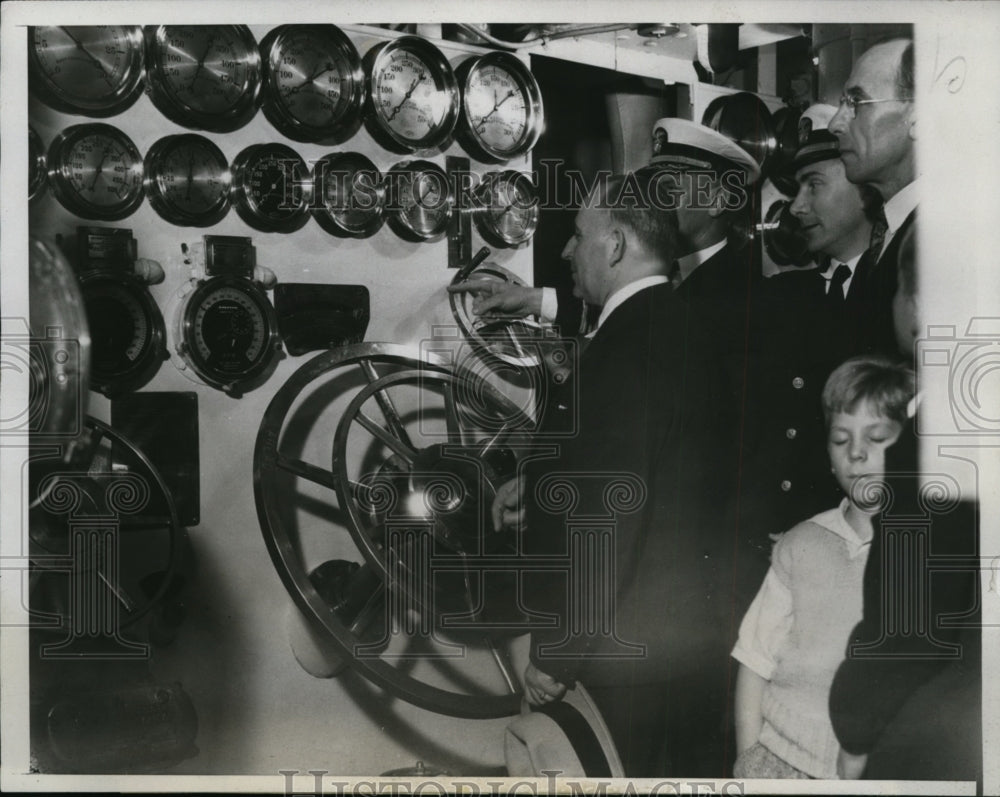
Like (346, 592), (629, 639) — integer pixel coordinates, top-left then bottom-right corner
(730, 355), (915, 779)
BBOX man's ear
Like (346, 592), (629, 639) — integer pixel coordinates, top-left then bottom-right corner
(707, 183), (727, 218)
(608, 227), (626, 267)
(907, 114), (916, 142)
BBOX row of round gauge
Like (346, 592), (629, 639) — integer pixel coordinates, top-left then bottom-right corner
(30, 124), (541, 244)
(29, 25), (544, 162)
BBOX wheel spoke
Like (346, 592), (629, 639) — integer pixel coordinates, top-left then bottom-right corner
(277, 453), (338, 491)
(78, 424), (107, 471)
(355, 410), (417, 464)
(359, 360), (415, 451)
(444, 388), (465, 446)
(486, 637), (519, 694)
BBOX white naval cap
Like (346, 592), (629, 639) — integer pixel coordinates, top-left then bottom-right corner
(649, 117), (761, 183)
(792, 103), (841, 170)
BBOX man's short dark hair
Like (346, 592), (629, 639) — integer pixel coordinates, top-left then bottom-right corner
(897, 39), (914, 99)
(594, 171), (679, 264)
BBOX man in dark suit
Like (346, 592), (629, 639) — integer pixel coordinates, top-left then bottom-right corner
(517, 170), (727, 777)
(735, 102), (881, 614)
(829, 37), (917, 356)
(828, 227), (981, 783)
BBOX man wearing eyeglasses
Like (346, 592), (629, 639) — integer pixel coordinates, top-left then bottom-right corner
(828, 37), (916, 356)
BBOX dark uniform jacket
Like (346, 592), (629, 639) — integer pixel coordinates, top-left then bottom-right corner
(524, 281), (727, 688)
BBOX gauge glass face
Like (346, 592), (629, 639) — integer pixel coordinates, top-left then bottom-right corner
(239, 149), (306, 225)
(399, 168), (450, 234)
(481, 173), (538, 244)
(268, 27), (361, 132)
(465, 63), (530, 155)
(192, 285), (268, 375)
(373, 48), (452, 145)
(150, 25), (259, 118)
(52, 126), (144, 217)
(85, 283), (151, 375)
(30, 26), (143, 112)
(29, 127), (47, 199)
(314, 155), (382, 235)
(148, 135), (230, 222)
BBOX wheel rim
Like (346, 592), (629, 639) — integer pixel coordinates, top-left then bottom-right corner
(255, 343), (537, 718)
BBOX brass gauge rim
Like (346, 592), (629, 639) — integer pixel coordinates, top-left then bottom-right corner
(80, 271), (167, 397)
(364, 36), (461, 154)
(230, 143), (311, 234)
(458, 51), (544, 163)
(144, 25), (262, 133)
(385, 159), (453, 242)
(28, 25), (145, 117)
(473, 170), (539, 247)
(47, 123), (145, 221)
(29, 126), (47, 201)
(312, 151), (384, 239)
(144, 133), (232, 227)
(180, 274), (280, 392)
(260, 24), (365, 143)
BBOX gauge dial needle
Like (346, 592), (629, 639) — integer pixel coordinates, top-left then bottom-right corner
(185, 156), (195, 201)
(288, 61), (336, 95)
(89, 147), (110, 191)
(386, 71), (424, 122)
(60, 26), (112, 85)
(189, 35), (217, 90)
(477, 89), (518, 131)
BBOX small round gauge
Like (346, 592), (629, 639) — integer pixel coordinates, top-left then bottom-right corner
(457, 52), (543, 162)
(474, 170), (539, 247)
(29, 127), (47, 201)
(312, 152), (384, 238)
(81, 273), (166, 397)
(230, 143), (310, 233)
(144, 134), (231, 227)
(180, 275), (280, 393)
(385, 160), (453, 242)
(48, 123), (145, 221)
(260, 25), (365, 142)
(144, 25), (262, 132)
(364, 36), (460, 154)
(29, 25), (145, 116)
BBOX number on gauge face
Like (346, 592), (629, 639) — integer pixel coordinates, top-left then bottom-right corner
(374, 50), (445, 141)
(465, 65), (528, 152)
(49, 124), (145, 220)
(192, 285), (267, 374)
(263, 25), (364, 140)
(29, 25), (145, 115)
(145, 134), (231, 225)
(145, 25), (261, 130)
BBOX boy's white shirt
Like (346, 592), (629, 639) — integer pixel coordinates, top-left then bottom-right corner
(731, 498), (871, 680)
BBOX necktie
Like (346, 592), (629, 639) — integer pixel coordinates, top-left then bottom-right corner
(869, 206), (889, 261)
(827, 263), (851, 309)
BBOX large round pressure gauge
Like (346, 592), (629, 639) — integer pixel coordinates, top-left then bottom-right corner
(260, 25), (365, 142)
(312, 152), (384, 238)
(144, 134), (231, 227)
(29, 127), (47, 201)
(179, 275), (280, 394)
(81, 273), (167, 397)
(230, 143), (310, 233)
(457, 52), (543, 163)
(385, 160), (453, 242)
(364, 36), (460, 154)
(474, 171), (539, 247)
(29, 25), (145, 116)
(145, 25), (262, 132)
(48, 124), (145, 221)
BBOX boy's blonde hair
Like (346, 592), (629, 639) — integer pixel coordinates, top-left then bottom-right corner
(822, 355), (915, 426)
